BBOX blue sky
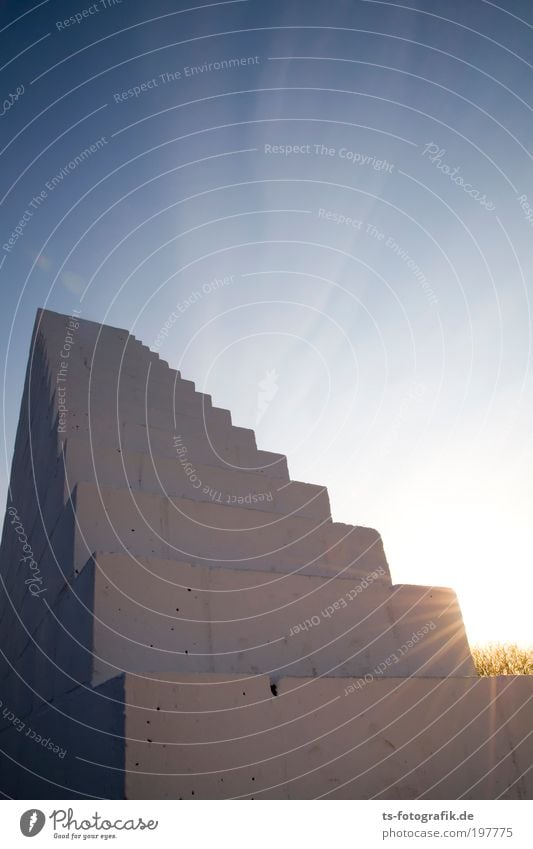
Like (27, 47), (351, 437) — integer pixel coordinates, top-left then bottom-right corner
(1, 0), (533, 644)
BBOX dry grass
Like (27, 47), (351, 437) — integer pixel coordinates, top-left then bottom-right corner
(471, 643), (533, 676)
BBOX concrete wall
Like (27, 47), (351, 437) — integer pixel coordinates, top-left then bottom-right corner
(123, 673), (533, 800)
(1, 670), (531, 800)
(0, 675), (125, 800)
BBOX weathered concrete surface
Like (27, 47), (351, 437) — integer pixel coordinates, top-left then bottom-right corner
(70, 481), (389, 580)
(84, 553), (474, 682)
(0, 675), (125, 800)
(0, 308), (531, 800)
(1, 671), (530, 800)
(61, 437), (331, 521)
(123, 674), (533, 800)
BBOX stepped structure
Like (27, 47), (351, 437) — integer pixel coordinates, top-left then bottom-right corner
(0, 308), (531, 799)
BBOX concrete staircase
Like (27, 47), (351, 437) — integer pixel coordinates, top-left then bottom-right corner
(0, 308), (530, 800)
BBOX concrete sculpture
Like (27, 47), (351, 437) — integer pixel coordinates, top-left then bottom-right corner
(0, 309), (530, 798)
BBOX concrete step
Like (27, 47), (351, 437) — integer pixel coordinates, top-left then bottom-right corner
(121, 673), (533, 799)
(57, 413), (289, 479)
(54, 386), (232, 431)
(0, 672), (531, 799)
(0, 546), (473, 719)
(35, 309), (229, 432)
(36, 310), (284, 476)
(49, 350), (238, 431)
(34, 310), (177, 383)
(61, 438), (330, 521)
(36, 319), (167, 390)
(70, 482), (388, 579)
(79, 552), (472, 684)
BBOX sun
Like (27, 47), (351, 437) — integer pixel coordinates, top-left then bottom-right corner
(377, 461), (533, 648)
